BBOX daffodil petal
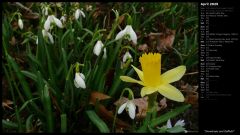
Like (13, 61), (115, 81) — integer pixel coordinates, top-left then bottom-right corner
(161, 66), (186, 84)
(117, 102), (127, 114)
(131, 65), (144, 81)
(157, 84), (184, 102)
(140, 86), (157, 97)
(120, 76), (144, 85)
(127, 101), (136, 119)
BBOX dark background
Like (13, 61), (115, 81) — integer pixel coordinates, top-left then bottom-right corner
(199, 1), (240, 134)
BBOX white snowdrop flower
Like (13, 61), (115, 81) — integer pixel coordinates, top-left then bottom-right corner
(44, 15), (63, 31)
(167, 119), (173, 128)
(60, 15), (66, 24)
(174, 119), (185, 127)
(18, 18), (23, 30)
(117, 100), (136, 119)
(74, 72), (86, 89)
(93, 40), (104, 56)
(75, 9), (85, 20)
(123, 51), (133, 63)
(115, 25), (137, 44)
(42, 29), (54, 44)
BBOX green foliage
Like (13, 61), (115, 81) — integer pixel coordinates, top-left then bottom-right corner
(2, 2), (197, 133)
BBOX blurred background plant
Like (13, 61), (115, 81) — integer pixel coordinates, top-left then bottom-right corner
(2, 2), (198, 133)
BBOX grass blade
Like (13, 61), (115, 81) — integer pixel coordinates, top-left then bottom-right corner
(86, 110), (110, 133)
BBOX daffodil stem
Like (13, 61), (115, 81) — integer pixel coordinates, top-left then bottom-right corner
(147, 92), (158, 113)
(140, 92), (158, 132)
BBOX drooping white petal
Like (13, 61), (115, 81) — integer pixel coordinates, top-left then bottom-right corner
(79, 10), (86, 18)
(75, 9), (80, 20)
(47, 32), (54, 44)
(74, 80), (80, 88)
(80, 73), (85, 80)
(60, 16), (66, 24)
(117, 102), (127, 114)
(174, 119), (185, 127)
(42, 29), (48, 37)
(74, 73), (86, 89)
(44, 16), (51, 31)
(123, 51), (133, 63)
(53, 16), (63, 28)
(126, 25), (137, 44)
(103, 48), (107, 59)
(127, 101), (136, 119)
(18, 19), (23, 30)
(167, 119), (172, 128)
(93, 40), (104, 56)
(115, 28), (127, 40)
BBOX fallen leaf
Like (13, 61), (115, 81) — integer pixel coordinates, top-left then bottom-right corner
(157, 29), (176, 52)
(89, 91), (111, 105)
(2, 99), (13, 110)
(181, 83), (198, 108)
(138, 44), (149, 52)
(97, 104), (131, 130)
(159, 97), (167, 109)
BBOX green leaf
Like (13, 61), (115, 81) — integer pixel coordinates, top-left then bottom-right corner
(61, 114), (67, 133)
(85, 110), (110, 133)
(43, 84), (54, 132)
(2, 119), (18, 129)
(167, 125), (185, 133)
(26, 114), (34, 132)
(140, 9), (170, 27)
(149, 104), (190, 128)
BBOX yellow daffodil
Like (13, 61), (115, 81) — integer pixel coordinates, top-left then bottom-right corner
(120, 53), (186, 102)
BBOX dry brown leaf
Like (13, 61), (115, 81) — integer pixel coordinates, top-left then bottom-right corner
(2, 99), (13, 110)
(97, 104), (131, 130)
(89, 91), (111, 105)
(138, 44), (148, 52)
(157, 29), (176, 52)
(159, 97), (167, 109)
(181, 83), (198, 107)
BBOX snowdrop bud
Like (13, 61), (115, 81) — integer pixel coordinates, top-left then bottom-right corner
(74, 72), (86, 89)
(123, 51), (133, 63)
(18, 19), (23, 30)
(93, 40), (104, 56)
(75, 9), (80, 20)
